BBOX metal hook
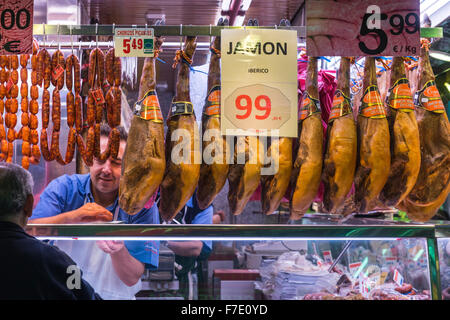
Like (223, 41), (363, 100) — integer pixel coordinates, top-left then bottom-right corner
(95, 23), (99, 48)
(70, 25), (73, 54)
(209, 24), (212, 44)
(57, 24), (60, 50)
(179, 24), (183, 50)
(43, 23), (46, 47)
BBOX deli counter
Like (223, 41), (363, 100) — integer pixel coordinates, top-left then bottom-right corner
(25, 215), (450, 300)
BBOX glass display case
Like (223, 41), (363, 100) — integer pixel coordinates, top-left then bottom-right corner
(26, 215), (446, 300)
(435, 222), (450, 300)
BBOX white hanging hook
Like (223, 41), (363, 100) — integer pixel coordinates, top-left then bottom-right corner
(70, 25), (73, 54)
(43, 23), (46, 48)
(209, 24), (212, 44)
(179, 24), (183, 50)
(95, 23), (99, 48)
(111, 23), (116, 48)
(57, 24), (61, 50)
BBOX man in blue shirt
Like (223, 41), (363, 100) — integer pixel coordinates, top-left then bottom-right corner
(0, 162), (100, 300)
(159, 192), (213, 299)
(29, 125), (159, 300)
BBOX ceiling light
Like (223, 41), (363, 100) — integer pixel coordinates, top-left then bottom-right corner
(221, 0), (232, 11)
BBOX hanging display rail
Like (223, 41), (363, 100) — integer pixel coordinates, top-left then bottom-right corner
(32, 24), (307, 37)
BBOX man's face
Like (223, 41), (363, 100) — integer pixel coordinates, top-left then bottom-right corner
(90, 135), (126, 194)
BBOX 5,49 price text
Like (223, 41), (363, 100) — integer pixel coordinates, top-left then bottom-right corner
(122, 38), (143, 54)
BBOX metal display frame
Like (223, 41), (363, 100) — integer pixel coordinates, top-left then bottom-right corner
(32, 24), (306, 37)
(24, 23), (446, 300)
(25, 223), (445, 300)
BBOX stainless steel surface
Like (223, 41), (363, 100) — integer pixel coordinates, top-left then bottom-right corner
(25, 223), (436, 239)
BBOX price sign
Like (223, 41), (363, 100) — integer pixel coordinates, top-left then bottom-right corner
(306, 0), (420, 56)
(114, 28), (154, 57)
(0, 0), (33, 55)
(221, 29), (298, 137)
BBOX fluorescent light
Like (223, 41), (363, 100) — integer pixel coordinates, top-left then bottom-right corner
(222, 0), (232, 10)
(429, 51), (450, 62)
(234, 15), (246, 26)
(36, 237), (404, 241)
(413, 249), (425, 262)
(241, 0), (253, 11)
(444, 82), (450, 93)
(353, 257), (369, 279)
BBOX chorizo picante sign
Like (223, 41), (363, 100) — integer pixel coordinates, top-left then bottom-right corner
(221, 29), (298, 137)
(0, 0), (33, 55)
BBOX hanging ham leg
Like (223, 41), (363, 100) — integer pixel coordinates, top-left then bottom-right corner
(398, 41), (450, 222)
(261, 136), (292, 215)
(228, 135), (263, 215)
(379, 56), (421, 206)
(322, 57), (357, 214)
(196, 20), (230, 210)
(290, 57), (323, 219)
(159, 36), (201, 221)
(354, 57), (390, 213)
(119, 37), (165, 215)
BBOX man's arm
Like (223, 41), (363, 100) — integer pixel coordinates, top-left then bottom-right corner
(29, 203), (113, 224)
(166, 241), (203, 257)
(96, 240), (145, 286)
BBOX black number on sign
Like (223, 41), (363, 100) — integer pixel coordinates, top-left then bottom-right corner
(1, 9), (15, 30)
(405, 13), (419, 34)
(389, 14), (404, 35)
(16, 9), (31, 29)
(359, 13), (388, 55)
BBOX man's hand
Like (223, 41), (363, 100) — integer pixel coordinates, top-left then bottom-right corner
(67, 203), (113, 223)
(96, 240), (125, 255)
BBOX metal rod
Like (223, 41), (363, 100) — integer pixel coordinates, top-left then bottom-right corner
(36, 41), (307, 50)
(328, 240), (353, 273)
(32, 24), (306, 37)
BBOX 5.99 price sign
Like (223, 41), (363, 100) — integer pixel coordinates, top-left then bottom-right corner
(114, 28), (154, 57)
(221, 29), (298, 137)
(0, 0), (33, 55)
(306, 0), (420, 56)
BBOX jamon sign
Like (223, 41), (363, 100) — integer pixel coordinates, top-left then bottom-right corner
(221, 29), (298, 137)
(0, 0), (34, 55)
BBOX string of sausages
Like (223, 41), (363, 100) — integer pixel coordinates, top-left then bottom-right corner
(66, 53), (83, 167)
(28, 39), (42, 166)
(38, 46), (53, 162)
(104, 48), (121, 160)
(0, 56), (7, 161)
(86, 48), (105, 163)
(5, 55), (19, 163)
(18, 52), (31, 169)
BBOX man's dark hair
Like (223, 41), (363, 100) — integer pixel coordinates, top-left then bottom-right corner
(100, 123), (128, 141)
(0, 163), (33, 217)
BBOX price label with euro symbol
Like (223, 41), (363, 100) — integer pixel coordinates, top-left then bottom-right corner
(0, 0), (33, 55)
(306, 0), (420, 56)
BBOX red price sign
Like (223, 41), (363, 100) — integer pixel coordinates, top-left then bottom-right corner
(306, 0), (420, 56)
(224, 84), (291, 135)
(0, 0), (34, 55)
